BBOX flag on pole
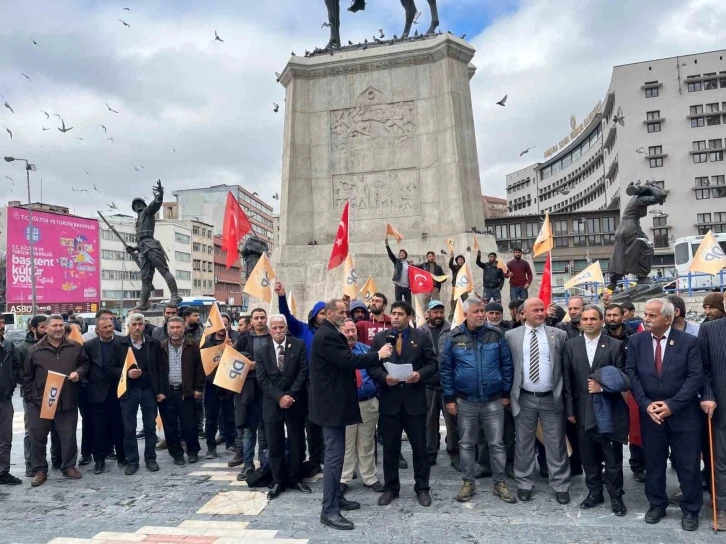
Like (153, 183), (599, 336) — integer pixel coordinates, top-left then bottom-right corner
(342, 254), (359, 298)
(409, 266), (435, 294)
(243, 252), (276, 303)
(156, 412), (163, 431)
(67, 326), (84, 344)
(117, 347), (137, 398)
(538, 252), (553, 307)
(564, 261), (605, 290)
(201, 340), (226, 376)
(447, 238), (455, 252)
(288, 291), (299, 318)
(213, 345), (254, 393)
(40, 371), (66, 420)
(359, 276), (378, 305)
(415, 297), (426, 327)
(496, 259), (510, 275)
(533, 212), (554, 257)
(472, 235), (479, 252)
(386, 223), (404, 242)
(451, 297), (465, 328)
(202, 302), (225, 342)
(328, 200), (350, 270)
(222, 191), (252, 268)
(689, 230), (726, 275)
(454, 262), (474, 300)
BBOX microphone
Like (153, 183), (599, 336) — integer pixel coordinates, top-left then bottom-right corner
(386, 333), (397, 346)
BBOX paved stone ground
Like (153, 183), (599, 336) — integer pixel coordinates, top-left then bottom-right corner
(1, 393), (724, 544)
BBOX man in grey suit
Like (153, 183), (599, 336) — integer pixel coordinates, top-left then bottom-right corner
(505, 297), (571, 504)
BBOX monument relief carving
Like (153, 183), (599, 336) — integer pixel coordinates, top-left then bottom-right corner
(333, 169), (420, 220)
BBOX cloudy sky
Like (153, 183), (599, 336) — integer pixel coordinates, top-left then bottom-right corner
(1, 0), (725, 221)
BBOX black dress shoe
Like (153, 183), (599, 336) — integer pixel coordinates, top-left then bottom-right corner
(320, 512), (354, 530)
(173, 457), (185, 466)
(187, 453), (199, 464)
(644, 506), (667, 524)
(555, 492), (570, 505)
(267, 484), (284, 500)
(579, 493), (604, 509)
(417, 490), (432, 507)
(125, 463), (139, 476)
(93, 460), (105, 475)
(399, 454), (408, 469)
(378, 490), (398, 506)
(517, 489), (532, 502)
(78, 455), (92, 466)
(428, 456), (437, 466)
(365, 481), (385, 492)
(146, 460), (160, 472)
(292, 482), (312, 494)
(633, 471), (645, 483)
(340, 496), (361, 511)
(611, 496), (627, 516)
(682, 512), (699, 531)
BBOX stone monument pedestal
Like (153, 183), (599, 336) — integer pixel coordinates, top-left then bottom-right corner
(273, 35), (497, 314)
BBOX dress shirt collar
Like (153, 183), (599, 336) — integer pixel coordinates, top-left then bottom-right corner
(524, 323), (545, 335)
(274, 338), (286, 351)
(652, 327), (671, 341)
(585, 334), (601, 345)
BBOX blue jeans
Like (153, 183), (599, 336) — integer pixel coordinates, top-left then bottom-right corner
(243, 400), (261, 465)
(457, 397), (506, 484)
(120, 387), (158, 465)
(510, 286), (528, 301)
(483, 288), (502, 303)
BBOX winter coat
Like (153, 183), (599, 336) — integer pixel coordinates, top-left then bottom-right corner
(475, 255), (505, 290)
(278, 295), (325, 360)
(0, 338), (20, 401)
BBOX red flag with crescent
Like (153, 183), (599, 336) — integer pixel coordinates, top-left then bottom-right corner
(222, 191), (252, 268)
(328, 200), (350, 270)
(408, 266), (435, 294)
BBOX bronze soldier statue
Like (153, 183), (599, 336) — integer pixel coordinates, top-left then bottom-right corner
(127, 180), (183, 311)
(241, 236), (269, 280)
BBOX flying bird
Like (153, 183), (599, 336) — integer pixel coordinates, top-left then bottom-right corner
(21, 73), (32, 82)
(172, 148), (177, 153)
(5, 128), (12, 139)
(2, 96), (14, 114)
(93, 184), (100, 193)
(613, 106), (625, 126)
(214, 30), (224, 42)
(519, 146), (536, 157)
(108, 202), (118, 210)
(378, 29), (385, 38)
(273, 103), (279, 113)
(124, 7), (130, 10)
(275, 71), (281, 82)
(42, 125), (50, 131)
(52, 113), (61, 119)
(72, 186), (89, 194)
(118, 19), (131, 28)
(106, 102), (119, 113)
(41, 111), (49, 119)
(272, 193), (279, 200)
(85, 170), (90, 176)
(496, 95), (507, 106)
(98, 124), (107, 133)
(58, 118), (73, 133)
(107, 137), (114, 142)
(30, 37), (40, 46)
(321, 22), (331, 28)
(133, 166), (142, 172)
(460, 34), (466, 40)
(636, 147), (645, 154)
(439, 249), (447, 255)
(4, 176), (14, 186)
(77, 137), (84, 141)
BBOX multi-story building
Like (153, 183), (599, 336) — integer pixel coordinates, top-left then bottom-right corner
(173, 185), (275, 251)
(155, 220), (193, 299)
(481, 196), (508, 219)
(213, 235), (245, 309)
(190, 221), (214, 296)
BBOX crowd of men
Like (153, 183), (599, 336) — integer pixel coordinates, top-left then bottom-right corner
(1, 281), (726, 535)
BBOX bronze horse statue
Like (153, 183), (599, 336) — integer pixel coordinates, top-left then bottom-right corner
(324, 0), (440, 49)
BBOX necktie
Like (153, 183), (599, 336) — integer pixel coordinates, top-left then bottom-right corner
(277, 345), (285, 372)
(529, 329), (540, 383)
(355, 369), (363, 389)
(653, 335), (664, 375)
(395, 332), (403, 357)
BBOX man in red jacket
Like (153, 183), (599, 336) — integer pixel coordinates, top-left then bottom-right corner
(506, 248), (533, 302)
(356, 293), (392, 346)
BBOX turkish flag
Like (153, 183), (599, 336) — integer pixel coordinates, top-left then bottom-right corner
(409, 266), (434, 294)
(222, 191), (252, 268)
(328, 200), (349, 270)
(538, 252), (552, 307)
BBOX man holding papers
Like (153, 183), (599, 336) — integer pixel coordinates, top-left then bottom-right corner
(369, 301), (437, 507)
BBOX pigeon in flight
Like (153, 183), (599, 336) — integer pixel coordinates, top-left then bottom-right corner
(119, 19), (131, 28)
(373, 36), (383, 43)
(99, 124), (107, 133)
(108, 202), (118, 210)
(72, 186), (89, 194)
(272, 193), (280, 200)
(58, 118), (73, 133)
(77, 137), (84, 141)
(275, 71), (281, 82)
(41, 111), (49, 119)
(107, 137), (114, 142)
(273, 103), (279, 113)
(21, 73), (32, 82)
(53, 113), (61, 119)
(124, 7), (130, 10)
(133, 165), (142, 172)
(378, 29), (385, 38)
(106, 102), (119, 113)
(4, 176), (14, 186)
(2, 96), (14, 114)
(496, 95), (507, 106)
(5, 127), (12, 139)
(172, 147), (177, 153)
(321, 22), (331, 28)
(215, 30), (224, 42)
(93, 184), (100, 193)
(613, 106), (625, 126)
(30, 37), (40, 46)
(42, 125), (50, 131)
(439, 249), (447, 255)
(636, 147), (645, 154)
(460, 34), (466, 40)
(519, 146), (536, 157)
(85, 170), (91, 176)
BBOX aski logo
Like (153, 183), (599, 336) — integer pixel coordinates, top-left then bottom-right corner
(47, 386), (60, 407)
(227, 358), (247, 380)
(213, 351), (223, 364)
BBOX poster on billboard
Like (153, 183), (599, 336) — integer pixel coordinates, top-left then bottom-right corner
(6, 207), (101, 306)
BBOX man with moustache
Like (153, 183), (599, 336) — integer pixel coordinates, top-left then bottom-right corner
(703, 293), (725, 322)
(151, 304), (179, 342)
(202, 318), (236, 459)
(356, 293), (393, 347)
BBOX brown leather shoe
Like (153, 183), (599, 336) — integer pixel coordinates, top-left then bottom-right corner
(62, 466), (82, 479)
(31, 472), (47, 487)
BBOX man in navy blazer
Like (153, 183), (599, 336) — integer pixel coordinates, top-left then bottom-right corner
(625, 298), (703, 532)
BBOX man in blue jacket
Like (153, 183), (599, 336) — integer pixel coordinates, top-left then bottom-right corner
(275, 280), (326, 474)
(440, 296), (516, 504)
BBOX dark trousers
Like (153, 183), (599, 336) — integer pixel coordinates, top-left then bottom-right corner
(120, 387), (158, 465)
(204, 381), (235, 449)
(90, 393), (126, 462)
(322, 426), (346, 516)
(701, 411), (713, 493)
(380, 411), (430, 494)
(159, 388), (201, 459)
(579, 428), (624, 498)
(305, 415), (325, 466)
(394, 285), (412, 304)
(642, 423), (702, 515)
(27, 404), (78, 473)
(0, 399), (12, 474)
(629, 444), (645, 473)
(79, 388), (93, 457)
(266, 407), (306, 486)
(23, 398), (60, 468)
(425, 388), (458, 459)
(195, 396), (204, 433)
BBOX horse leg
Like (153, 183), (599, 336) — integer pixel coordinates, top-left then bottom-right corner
(425, 0), (439, 34)
(400, 0), (417, 38)
(324, 0), (341, 48)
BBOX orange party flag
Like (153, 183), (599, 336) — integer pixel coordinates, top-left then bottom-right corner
(472, 235), (479, 252)
(689, 230), (726, 275)
(447, 238), (455, 252)
(213, 345), (254, 393)
(202, 302), (225, 342)
(117, 347), (137, 398)
(342, 255), (359, 298)
(533, 211), (554, 257)
(288, 291), (299, 318)
(40, 370), (66, 420)
(243, 252), (276, 303)
(386, 223), (404, 242)
(156, 412), (163, 431)
(201, 340), (226, 376)
(359, 276), (378, 306)
(67, 326), (84, 344)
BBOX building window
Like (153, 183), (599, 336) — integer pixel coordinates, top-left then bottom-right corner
(693, 152), (708, 164)
(587, 218), (601, 233)
(647, 122), (661, 133)
(554, 237), (569, 248)
(709, 139), (723, 149)
(649, 145), (662, 155)
(602, 217), (617, 232)
(710, 150), (724, 162)
(509, 224), (522, 239)
(646, 110), (660, 120)
(553, 220), (568, 236)
(714, 187), (726, 199)
(714, 175), (726, 186)
(704, 78), (718, 90)
(692, 117), (705, 128)
(653, 228), (670, 248)
(688, 80), (702, 92)
(525, 222), (540, 238)
(698, 213), (712, 224)
(650, 157), (664, 168)
(696, 189), (711, 200)
(645, 87), (659, 98)
(653, 216), (667, 227)
(696, 176), (710, 187)
(175, 270), (191, 281)
(175, 232), (190, 245)
(494, 225), (507, 240)
(691, 105), (704, 115)
(693, 140), (707, 151)
(706, 103), (721, 113)
(707, 115), (722, 126)
(573, 236), (587, 247)
(175, 251), (191, 262)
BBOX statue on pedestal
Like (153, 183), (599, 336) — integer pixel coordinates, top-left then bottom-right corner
(607, 181), (668, 303)
(242, 237), (269, 279)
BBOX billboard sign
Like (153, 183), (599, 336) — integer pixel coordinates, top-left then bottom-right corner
(6, 207), (100, 305)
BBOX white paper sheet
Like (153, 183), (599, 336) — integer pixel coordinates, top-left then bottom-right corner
(384, 362), (414, 382)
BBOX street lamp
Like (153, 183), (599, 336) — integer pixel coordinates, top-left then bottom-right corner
(4, 156), (38, 314)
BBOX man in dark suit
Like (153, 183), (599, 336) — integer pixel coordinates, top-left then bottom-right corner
(625, 298), (703, 531)
(256, 315), (310, 500)
(310, 299), (391, 530)
(83, 315), (126, 474)
(563, 305), (628, 515)
(699, 302), (726, 529)
(369, 301), (438, 507)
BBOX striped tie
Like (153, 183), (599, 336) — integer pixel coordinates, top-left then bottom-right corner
(277, 345), (285, 372)
(529, 329), (540, 383)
